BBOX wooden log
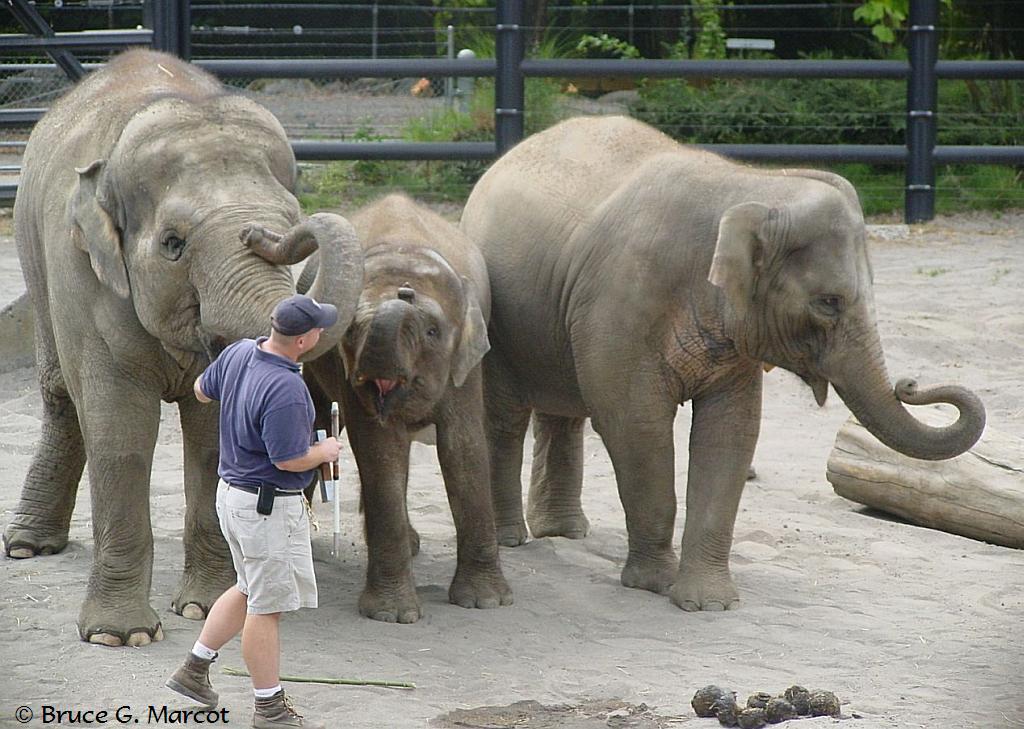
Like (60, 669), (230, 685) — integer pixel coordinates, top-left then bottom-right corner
(826, 409), (1024, 549)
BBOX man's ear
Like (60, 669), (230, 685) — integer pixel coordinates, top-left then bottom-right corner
(70, 159), (130, 298)
(708, 201), (774, 320)
(450, 276), (490, 388)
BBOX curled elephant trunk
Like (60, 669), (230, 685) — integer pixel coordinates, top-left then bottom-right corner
(833, 378), (985, 462)
(243, 213), (363, 359)
(826, 328), (986, 460)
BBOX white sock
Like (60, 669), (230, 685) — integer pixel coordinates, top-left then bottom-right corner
(254, 685), (282, 699)
(190, 641), (218, 661)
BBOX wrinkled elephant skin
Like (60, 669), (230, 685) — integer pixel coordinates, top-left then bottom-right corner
(460, 115), (985, 612)
(4, 50), (362, 645)
(304, 194), (511, 623)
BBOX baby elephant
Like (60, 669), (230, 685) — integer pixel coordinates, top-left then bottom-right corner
(304, 194), (512, 623)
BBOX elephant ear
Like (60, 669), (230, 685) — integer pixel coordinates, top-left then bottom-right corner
(708, 201), (775, 319)
(71, 159), (130, 298)
(451, 276), (490, 388)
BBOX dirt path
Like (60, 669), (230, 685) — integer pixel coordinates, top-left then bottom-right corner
(1, 212), (1022, 728)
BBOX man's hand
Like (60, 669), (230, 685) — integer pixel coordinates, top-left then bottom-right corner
(317, 436), (342, 464)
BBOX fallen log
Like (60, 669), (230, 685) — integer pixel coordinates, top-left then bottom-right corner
(826, 409), (1024, 549)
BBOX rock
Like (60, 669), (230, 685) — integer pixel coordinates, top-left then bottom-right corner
(715, 693), (740, 727)
(692, 685), (730, 718)
(746, 692), (772, 709)
(808, 689), (841, 717)
(764, 697), (798, 724)
(737, 708), (767, 728)
(783, 686), (811, 716)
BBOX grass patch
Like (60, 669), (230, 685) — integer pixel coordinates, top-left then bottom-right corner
(828, 163), (1024, 218)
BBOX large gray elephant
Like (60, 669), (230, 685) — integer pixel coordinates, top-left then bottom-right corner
(460, 115), (985, 612)
(303, 193), (511, 623)
(3, 49), (363, 646)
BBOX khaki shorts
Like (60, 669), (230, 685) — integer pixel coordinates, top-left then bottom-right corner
(216, 480), (318, 614)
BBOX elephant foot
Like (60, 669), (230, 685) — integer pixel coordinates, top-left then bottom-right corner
(620, 551), (678, 595)
(527, 510), (590, 540)
(78, 594), (164, 647)
(171, 567), (236, 620)
(670, 570), (740, 612)
(3, 524), (70, 559)
(495, 521), (529, 547)
(449, 564), (514, 610)
(359, 579), (421, 624)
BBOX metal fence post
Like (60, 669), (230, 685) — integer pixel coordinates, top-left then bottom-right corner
(6, 0), (85, 81)
(905, 0), (938, 223)
(144, 0), (191, 60)
(495, 0), (524, 156)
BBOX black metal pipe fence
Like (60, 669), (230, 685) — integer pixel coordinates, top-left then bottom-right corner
(1, 0), (1022, 222)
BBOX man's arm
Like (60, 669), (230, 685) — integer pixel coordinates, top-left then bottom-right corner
(274, 437), (341, 473)
(194, 375), (213, 403)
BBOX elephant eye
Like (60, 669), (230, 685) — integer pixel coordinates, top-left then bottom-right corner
(813, 294), (843, 317)
(426, 326), (439, 338)
(160, 234), (187, 261)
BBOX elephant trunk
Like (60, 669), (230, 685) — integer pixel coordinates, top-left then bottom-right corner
(355, 299), (416, 381)
(244, 213), (363, 359)
(827, 327), (985, 461)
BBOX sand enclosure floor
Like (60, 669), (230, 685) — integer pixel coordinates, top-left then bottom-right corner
(1, 212), (1022, 728)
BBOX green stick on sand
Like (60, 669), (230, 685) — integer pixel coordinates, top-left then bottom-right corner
(223, 666), (415, 690)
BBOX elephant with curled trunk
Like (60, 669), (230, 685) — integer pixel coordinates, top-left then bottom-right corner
(460, 115), (985, 612)
(302, 193), (512, 623)
(3, 49), (363, 646)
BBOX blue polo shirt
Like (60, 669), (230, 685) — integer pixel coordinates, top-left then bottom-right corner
(200, 337), (315, 491)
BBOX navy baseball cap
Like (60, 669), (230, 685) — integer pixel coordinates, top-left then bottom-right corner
(271, 294), (339, 336)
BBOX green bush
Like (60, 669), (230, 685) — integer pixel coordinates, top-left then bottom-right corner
(298, 75), (566, 212)
(632, 71), (1022, 217)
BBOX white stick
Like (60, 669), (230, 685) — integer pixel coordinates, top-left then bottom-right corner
(331, 402), (341, 559)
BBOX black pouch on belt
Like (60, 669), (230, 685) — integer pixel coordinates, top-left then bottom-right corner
(256, 484), (275, 516)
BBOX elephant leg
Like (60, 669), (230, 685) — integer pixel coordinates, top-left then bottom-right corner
(343, 386), (421, 624)
(672, 371), (761, 612)
(527, 412), (588, 540)
(3, 324), (86, 559)
(172, 395), (235, 620)
(591, 405), (678, 596)
(77, 378), (162, 646)
(306, 355), (418, 556)
(482, 352), (531, 546)
(435, 368), (513, 610)
(403, 479), (420, 558)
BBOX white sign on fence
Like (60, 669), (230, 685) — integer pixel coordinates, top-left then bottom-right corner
(726, 38), (776, 51)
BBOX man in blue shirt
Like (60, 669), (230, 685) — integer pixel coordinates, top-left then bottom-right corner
(167, 294), (341, 729)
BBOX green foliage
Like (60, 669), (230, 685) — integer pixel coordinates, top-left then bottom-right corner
(633, 67), (1023, 217)
(692, 0), (727, 60)
(854, 0), (952, 46)
(853, 0), (908, 44)
(575, 33), (641, 60)
(299, 75), (566, 212)
(634, 76), (907, 146)
(831, 163), (1024, 217)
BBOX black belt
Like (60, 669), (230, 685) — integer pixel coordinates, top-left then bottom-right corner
(228, 483), (303, 497)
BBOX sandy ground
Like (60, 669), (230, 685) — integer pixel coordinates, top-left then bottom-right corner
(1, 210), (1023, 729)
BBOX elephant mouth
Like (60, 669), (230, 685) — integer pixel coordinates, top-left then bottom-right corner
(355, 375), (408, 422)
(798, 373), (830, 406)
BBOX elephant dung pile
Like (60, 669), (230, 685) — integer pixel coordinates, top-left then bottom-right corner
(827, 410), (1024, 549)
(691, 685), (840, 727)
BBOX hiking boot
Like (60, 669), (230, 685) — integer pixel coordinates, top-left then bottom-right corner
(165, 652), (218, 708)
(252, 690), (323, 729)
